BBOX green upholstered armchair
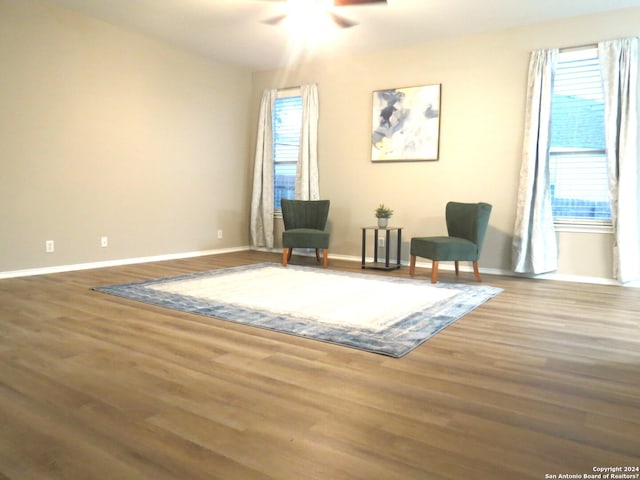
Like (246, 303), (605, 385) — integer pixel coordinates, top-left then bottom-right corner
(281, 199), (330, 268)
(409, 202), (492, 283)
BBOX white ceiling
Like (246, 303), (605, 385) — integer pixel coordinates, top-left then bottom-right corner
(46, 0), (640, 71)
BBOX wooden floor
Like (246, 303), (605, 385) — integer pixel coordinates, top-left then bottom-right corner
(0, 250), (639, 479)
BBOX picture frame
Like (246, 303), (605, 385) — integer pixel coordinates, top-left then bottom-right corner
(371, 84), (441, 162)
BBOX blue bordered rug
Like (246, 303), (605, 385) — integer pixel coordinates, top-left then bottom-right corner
(93, 262), (502, 358)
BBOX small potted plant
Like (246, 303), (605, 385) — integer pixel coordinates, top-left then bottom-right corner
(375, 203), (394, 228)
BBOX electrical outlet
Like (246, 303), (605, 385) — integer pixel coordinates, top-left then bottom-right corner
(217, 229), (223, 239)
(100, 236), (108, 248)
(378, 237), (385, 248)
(45, 240), (55, 253)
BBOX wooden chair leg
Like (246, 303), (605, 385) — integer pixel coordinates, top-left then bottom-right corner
(409, 255), (416, 276)
(323, 249), (328, 268)
(454, 261), (460, 276)
(473, 261), (481, 282)
(287, 248), (293, 261)
(315, 248), (321, 263)
(431, 260), (439, 283)
(282, 248), (289, 267)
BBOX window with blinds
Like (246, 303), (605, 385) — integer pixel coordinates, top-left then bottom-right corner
(550, 47), (611, 226)
(273, 93), (302, 210)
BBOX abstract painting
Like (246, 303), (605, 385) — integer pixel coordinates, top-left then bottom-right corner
(371, 84), (441, 162)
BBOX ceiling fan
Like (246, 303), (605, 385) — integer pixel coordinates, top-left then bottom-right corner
(261, 0), (387, 30)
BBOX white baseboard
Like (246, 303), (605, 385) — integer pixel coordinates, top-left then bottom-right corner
(2, 246), (629, 287)
(0, 246), (250, 279)
(310, 251), (625, 286)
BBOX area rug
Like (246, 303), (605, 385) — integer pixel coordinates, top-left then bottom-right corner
(94, 263), (502, 357)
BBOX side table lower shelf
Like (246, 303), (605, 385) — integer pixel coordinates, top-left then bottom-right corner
(361, 261), (402, 271)
(361, 226), (402, 271)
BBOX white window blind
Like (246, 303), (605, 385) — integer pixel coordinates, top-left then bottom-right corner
(550, 47), (611, 225)
(273, 93), (302, 210)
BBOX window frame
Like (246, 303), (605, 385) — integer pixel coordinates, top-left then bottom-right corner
(549, 46), (613, 233)
(273, 88), (302, 217)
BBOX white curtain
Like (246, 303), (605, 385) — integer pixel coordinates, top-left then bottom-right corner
(512, 48), (559, 274)
(296, 83), (320, 200)
(599, 37), (640, 283)
(250, 89), (277, 248)
(250, 84), (320, 248)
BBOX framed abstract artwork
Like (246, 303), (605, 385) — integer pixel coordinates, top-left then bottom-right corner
(371, 84), (441, 162)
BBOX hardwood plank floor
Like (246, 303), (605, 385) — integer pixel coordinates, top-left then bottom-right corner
(1, 250), (639, 479)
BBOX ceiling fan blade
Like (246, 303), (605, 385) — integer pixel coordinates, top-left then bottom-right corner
(262, 14), (288, 25)
(333, 0), (386, 5)
(260, 0), (383, 28)
(328, 12), (358, 28)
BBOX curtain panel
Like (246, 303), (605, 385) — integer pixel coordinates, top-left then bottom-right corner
(512, 48), (559, 274)
(296, 84), (320, 200)
(250, 89), (277, 248)
(599, 37), (640, 283)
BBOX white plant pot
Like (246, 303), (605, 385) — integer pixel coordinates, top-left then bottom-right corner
(377, 217), (389, 228)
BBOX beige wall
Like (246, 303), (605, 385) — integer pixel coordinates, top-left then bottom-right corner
(251, 8), (640, 281)
(0, 0), (252, 272)
(3, 0), (639, 282)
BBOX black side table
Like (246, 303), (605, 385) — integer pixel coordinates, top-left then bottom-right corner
(361, 226), (402, 270)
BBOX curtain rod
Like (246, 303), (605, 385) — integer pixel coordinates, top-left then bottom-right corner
(559, 36), (640, 52)
(560, 43), (597, 52)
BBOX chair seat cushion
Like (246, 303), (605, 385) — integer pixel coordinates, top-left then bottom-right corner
(410, 236), (478, 261)
(283, 229), (329, 249)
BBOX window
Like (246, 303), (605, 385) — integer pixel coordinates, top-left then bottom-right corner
(273, 93), (302, 210)
(550, 47), (611, 227)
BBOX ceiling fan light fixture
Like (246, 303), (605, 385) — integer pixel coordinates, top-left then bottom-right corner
(278, 0), (341, 40)
(286, 0), (332, 21)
